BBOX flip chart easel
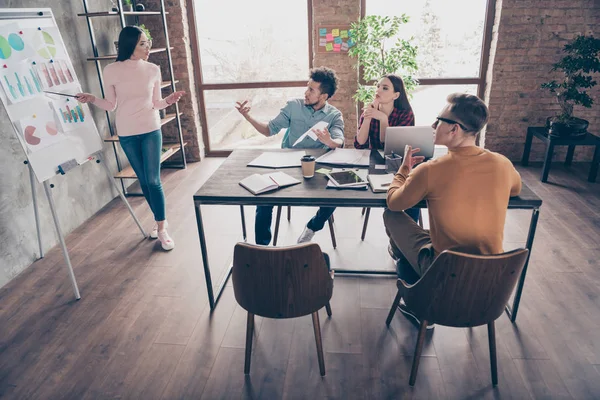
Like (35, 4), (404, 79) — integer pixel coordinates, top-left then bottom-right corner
(0, 8), (146, 300)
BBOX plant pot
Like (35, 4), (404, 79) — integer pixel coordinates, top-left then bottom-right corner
(546, 117), (588, 138)
(135, 3), (146, 11)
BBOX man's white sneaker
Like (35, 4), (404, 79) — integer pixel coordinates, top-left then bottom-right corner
(157, 230), (175, 251)
(297, 226), (316, 243)
(149, 221), (168, 239)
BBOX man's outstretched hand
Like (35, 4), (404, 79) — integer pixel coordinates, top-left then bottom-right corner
(402, 145), (425, 172)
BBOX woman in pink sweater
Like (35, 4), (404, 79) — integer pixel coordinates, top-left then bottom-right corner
(77, 26), (184, 251)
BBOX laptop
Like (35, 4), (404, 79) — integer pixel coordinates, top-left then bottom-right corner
(383, 126), (435, 159)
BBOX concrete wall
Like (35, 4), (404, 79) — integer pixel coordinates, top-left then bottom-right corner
(0, 1), (122, 288)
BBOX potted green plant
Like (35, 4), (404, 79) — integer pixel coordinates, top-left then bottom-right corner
(348, 15), (418, 105)
(138, 24), (152, 41)
(123, 0), (133, 12)
(541, 34), (600, 137)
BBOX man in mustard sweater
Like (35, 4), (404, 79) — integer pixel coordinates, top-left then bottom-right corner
(384, 93), (522, 327)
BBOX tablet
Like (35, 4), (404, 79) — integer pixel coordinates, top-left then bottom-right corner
(327, 170), (367, 187)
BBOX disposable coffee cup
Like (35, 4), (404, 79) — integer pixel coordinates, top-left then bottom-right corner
(301, 155), (316, 178)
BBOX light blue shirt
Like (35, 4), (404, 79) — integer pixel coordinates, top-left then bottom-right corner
(268, 99), (345, 149)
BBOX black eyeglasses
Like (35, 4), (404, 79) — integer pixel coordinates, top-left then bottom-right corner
(435, 117), (470, 131)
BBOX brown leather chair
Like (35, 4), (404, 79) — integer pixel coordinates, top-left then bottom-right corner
(386, 248), (529, 386)
(232, 242), (334, 376)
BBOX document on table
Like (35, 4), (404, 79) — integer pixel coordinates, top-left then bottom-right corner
(315, 148), (370, 166)
(292, 121), (329, 146)
(247, 150), (306, 168)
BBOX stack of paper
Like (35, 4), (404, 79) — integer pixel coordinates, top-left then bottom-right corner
(247, 150), (306, 168)
(316, 148), (370, 166)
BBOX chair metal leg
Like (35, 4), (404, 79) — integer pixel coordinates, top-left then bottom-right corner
(325, 302), (332, 317)
(488, 320), (498, 386)
(287, 205), (291, 221)
(327, 216), (337, 249)
(361, 207), (371, 240)
(386, 289), (402, 326)
(244, 313), (254, 374)
(361, 207), (366, 216)
(273, 206), (282, 246)
(312, 311), (326, 376)
(418, 209), (423, 228)
(409, 319), (429, 386)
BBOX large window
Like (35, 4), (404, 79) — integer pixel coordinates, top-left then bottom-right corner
(366, 0), (494, 119)
(192, 0), (311, 154)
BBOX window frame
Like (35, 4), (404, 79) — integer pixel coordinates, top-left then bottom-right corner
(186, 0), (314, 157)
(359, 0), (496, 102)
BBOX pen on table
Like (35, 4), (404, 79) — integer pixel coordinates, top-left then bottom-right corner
(381, 183), (391, 187)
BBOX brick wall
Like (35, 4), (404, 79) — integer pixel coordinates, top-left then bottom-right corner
(483, 0), (600, 162)
(312, 0), (361, 147)
(152, 0), (599, 162)
(136, 0), (203, 162)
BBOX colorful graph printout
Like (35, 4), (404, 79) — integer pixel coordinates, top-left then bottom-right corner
(0, 23), (35, 63)
(17, 103), (66, 153)
(0, 61), (43, 104)
(47, 92), (89, 133)
(316, 25), (354, 54)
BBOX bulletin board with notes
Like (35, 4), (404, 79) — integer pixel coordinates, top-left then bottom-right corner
(315, 25), (355, 54)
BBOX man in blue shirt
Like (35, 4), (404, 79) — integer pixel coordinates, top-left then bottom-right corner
(236, 67), (344, 245)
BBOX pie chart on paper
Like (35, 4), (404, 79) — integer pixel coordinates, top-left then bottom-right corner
(46, 121), (58, 136)
(8, 33), (25, 51)
(32, 31), (57, 59)
(24, 125), (41, 145)
(0, 35), (11, 59)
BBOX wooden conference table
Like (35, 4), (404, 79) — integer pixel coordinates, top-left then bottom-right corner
(193, 149), (542, 322)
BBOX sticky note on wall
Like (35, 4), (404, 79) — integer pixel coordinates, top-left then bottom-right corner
(325, 43), (333, 51)
(319, 28), (327, 36)
(326, 33), (333, 41)
(319, 38), (327, 46)
(341, 30), (348, 38)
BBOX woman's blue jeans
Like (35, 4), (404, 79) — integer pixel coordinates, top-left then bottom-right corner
(119, 129), (166, 221)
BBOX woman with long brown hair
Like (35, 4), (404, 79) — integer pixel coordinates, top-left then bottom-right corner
(354, 74), (414, 149)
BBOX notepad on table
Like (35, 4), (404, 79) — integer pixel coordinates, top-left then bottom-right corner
(367, 173), (394, 193)
(239, 171), (301, 195)
(247, 150), (306, 168)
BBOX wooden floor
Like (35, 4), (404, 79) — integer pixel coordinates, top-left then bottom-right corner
(1, 158), (599, 399)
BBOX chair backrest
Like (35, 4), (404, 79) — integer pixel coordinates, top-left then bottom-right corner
(403, 248), (529, 327)
(232, 242), (333, 319)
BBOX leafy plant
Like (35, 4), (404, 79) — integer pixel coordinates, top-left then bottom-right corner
(123, 0), (132, 6)
(138, 24), (152, 41)
(348, 15), (418, 105)
(541, 34), (600, 122)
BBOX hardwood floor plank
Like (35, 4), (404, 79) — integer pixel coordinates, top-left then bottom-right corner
(159, 286), (237, 399)
(1, 161), (599, 399)
(320, 277), (363, 354)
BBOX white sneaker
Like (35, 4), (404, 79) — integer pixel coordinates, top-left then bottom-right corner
(149, 221), (168, 239)
(297, 226), (316, 243)
(157, 229), (175, 251)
